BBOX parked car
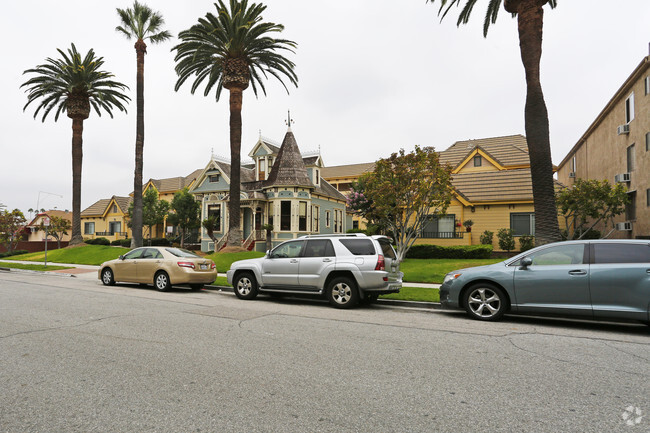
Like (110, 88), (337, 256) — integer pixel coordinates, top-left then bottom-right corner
(226, 234), (402, 308)
(99, 247), (217, 291)
(440, 240), (650, 324)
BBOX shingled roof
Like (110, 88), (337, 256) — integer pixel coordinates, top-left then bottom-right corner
(81, 196), (132, 216)
(440, 134), (530, 169)
(264, 129), (314, 188)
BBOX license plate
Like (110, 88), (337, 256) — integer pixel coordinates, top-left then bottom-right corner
(200, 264), (208, 270)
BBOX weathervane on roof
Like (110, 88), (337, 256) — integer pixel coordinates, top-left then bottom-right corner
(285, 110), (294, 129)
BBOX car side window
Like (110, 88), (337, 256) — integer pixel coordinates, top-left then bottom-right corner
(303, 240), (335, 258)
(143, 248), (162, 259)
(593, 243), (650, 264)
(527, 244), (585, 266)
(124, 248), (145, 260)
(339, 239), (376, 256)
(271, 241), (304, 259)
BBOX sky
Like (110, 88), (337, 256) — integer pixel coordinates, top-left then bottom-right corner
(1, 0), (649, 217)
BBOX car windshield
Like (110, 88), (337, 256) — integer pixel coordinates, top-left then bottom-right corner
(165, 248), (200, 258)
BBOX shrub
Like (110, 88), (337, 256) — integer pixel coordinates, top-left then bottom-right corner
(405, 244), (493, 259)
(149, 237), (171, 246)
(120, 239), (132, 247)
(518, 235), (534, 252)
(479, 230), (493, 245)
(85, 237), (110, 246)
(497, 229), (515, 253)
(0, 250), (28, 258)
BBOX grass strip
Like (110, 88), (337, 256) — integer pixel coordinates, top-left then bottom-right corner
(0, 261), (72, 272)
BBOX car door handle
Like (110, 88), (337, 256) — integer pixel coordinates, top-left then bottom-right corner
(290, 259), (298, 264)
(568, 270), (587, 276)
(322, 258), (332, 262)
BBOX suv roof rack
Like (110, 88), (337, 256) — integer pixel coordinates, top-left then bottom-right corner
(299, 233), (368, 238)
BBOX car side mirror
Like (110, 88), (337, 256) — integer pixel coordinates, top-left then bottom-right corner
(119, 255), (125, 261)
(520, 257), (533, 269)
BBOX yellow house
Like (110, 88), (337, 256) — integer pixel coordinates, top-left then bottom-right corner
(323, 135), (552, 251)
(321, 162), (375, 230)
(80, 196), (132, 241)
(25, 210), (73, 242)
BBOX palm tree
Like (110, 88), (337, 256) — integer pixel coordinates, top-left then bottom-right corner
(116, 1), (171, 248)
(429, 0), (561, 246)
(22, 44), (130, 245)
(172, 0), (297, 248)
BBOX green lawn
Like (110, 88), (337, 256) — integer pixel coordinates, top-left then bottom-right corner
(380, 287), (439, 302)
(206, 251), (265, 273)
(5, 245), (129, 266)
(400, 258), (502, 284)
(0, 261), (72, 271)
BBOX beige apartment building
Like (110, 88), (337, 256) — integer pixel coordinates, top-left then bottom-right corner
(557, 55), (650, 239)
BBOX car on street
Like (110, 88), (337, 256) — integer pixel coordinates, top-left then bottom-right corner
(226, 234), (402, 308)
(440, 240), (650, 324)
(99, 247), (217, 291)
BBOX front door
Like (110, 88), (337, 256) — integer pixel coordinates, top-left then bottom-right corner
(261, 240), (304, 288)
(513, 243), (592, 317)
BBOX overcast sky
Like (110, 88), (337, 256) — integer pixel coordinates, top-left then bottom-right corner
(1, 0), (649, 216)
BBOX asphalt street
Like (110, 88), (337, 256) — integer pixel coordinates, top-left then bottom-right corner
(0, 270), (648, 432)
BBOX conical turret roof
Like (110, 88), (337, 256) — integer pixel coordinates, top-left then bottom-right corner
(264, 129), (313, 188)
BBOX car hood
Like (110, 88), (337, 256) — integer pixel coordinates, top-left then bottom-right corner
(451, 261), (506, 275)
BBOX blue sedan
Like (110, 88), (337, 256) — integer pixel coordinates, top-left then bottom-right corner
(439, 240), (650, 324)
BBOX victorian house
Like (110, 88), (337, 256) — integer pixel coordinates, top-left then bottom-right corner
(190, 128), (349, 252)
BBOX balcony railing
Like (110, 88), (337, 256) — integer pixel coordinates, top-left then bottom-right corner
(95, 232), (127, 237)
(420, 231), (464, 239)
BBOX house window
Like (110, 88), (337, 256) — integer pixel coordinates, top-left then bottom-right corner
(109, 221), (121, 235)
(625, 92), (635, 123)
(421, 214), (456, 238)
(571, 156), (576, 172)
(325, 210), (331, 228)
(208, 174), (220, 183)
(258, 159), (266, 180)
(627, 144), (636, 172)
(626, 191), (636, 221)
(315, 169), (320, 185)
(647, 189), (650, 207)
(645, 76), (650, 95)
(511, 213), (535, 236)
(280, 201), (291, 231)
(268, 202), (274, 227)
(298, 201), (307, 232)
(646, 132), (649, 152)
(84, 222), (95, 235)
(112, 205), (118, 213)
(333, 210), (343, 233)
(312, 205), (319, 232)
(207, 204), (221, 231)
(353, 220), (359, 230)
(473, 155), (482, 167)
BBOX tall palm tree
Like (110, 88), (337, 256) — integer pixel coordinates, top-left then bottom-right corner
(430, 0), (561, 246)
(172, 0), (297, 248)
(21, 44), (130, 245)
(116, 1), (171, 248)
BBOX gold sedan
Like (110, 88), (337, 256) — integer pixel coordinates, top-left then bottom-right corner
(98, 247), (217, 291)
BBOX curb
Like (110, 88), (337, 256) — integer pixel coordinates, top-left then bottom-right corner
(204, 284), (442, 309)
(0, 267), (78, 278)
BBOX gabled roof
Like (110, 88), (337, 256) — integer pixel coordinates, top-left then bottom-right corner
(144, 169), (202, 195)
(264, 129), (314, 188)
(81, 196), (132, 217)
(27, 210), (72, 227)
(248, 137), (281, 158)
(321, 162), (376, 179)
(440, 135), (530, 169)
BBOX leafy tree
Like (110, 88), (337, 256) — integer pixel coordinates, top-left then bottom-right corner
(518, 234), (535, 252)
(348, 146), (454, 261)
(116, 1), (171, 248)
(21, 44), (129, 245)
(167, 188), (200, 248)
(497, 228), (515, 253)
(479, 230), (493, 245)
(127, 188), (170, 243)
(0, 209), (27, 253)
(38, 215), (71, 249)
(556, 178), (628, 240)
(428, 0), (561, 246)
(172, 0), (297, 248)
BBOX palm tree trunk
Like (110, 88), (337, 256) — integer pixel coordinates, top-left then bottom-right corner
(70, 118), (84, 245)
(132, 39), (147, 248)
(514, 1), (561, 246)
(227, 87), (244, 247)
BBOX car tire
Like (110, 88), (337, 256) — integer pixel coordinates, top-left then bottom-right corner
(463, 283), (507, 321)
(101, 268), (115, 286)
(154, 271), (171, 292)
(190, 284), (203, 291)
(234, 272), (258, 300)
(326, 277), (359, 309)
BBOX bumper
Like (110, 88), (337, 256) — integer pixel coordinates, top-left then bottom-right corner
(172, 269), (218, 285)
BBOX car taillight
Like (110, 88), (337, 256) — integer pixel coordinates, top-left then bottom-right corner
(177, 261), (195, 269)
(210, 262), (216, 270)
(375, 254), (385, 271)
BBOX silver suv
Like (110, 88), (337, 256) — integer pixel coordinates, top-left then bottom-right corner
(226, 234), (402, 308)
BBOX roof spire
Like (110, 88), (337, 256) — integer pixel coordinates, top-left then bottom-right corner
(285, 110), (294, 131)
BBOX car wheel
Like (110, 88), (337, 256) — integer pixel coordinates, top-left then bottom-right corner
(326, 277), (359, 309)
(154, 271), (171, 292)
(190, 284), (203, 291)
(101, 268), (115, 286)
(463, 283), (507, 321)
(234, 272), (258, 300)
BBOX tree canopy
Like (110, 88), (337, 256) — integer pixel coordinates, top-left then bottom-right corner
(167, 188), (200, 248)
(0, 209), (26, 253)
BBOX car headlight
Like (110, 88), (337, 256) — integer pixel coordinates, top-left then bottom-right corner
(443, 272), (462, 284)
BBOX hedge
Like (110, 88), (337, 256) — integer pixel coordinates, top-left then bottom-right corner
(85, 237), (110, 246)
(405, 244), (493, 259)
(0, 250), (29, 258)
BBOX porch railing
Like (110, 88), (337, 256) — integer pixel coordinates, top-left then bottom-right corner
(420, 231), (464, 239)
(96, 232), (127, 237)
(215, 231), (228, 251)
